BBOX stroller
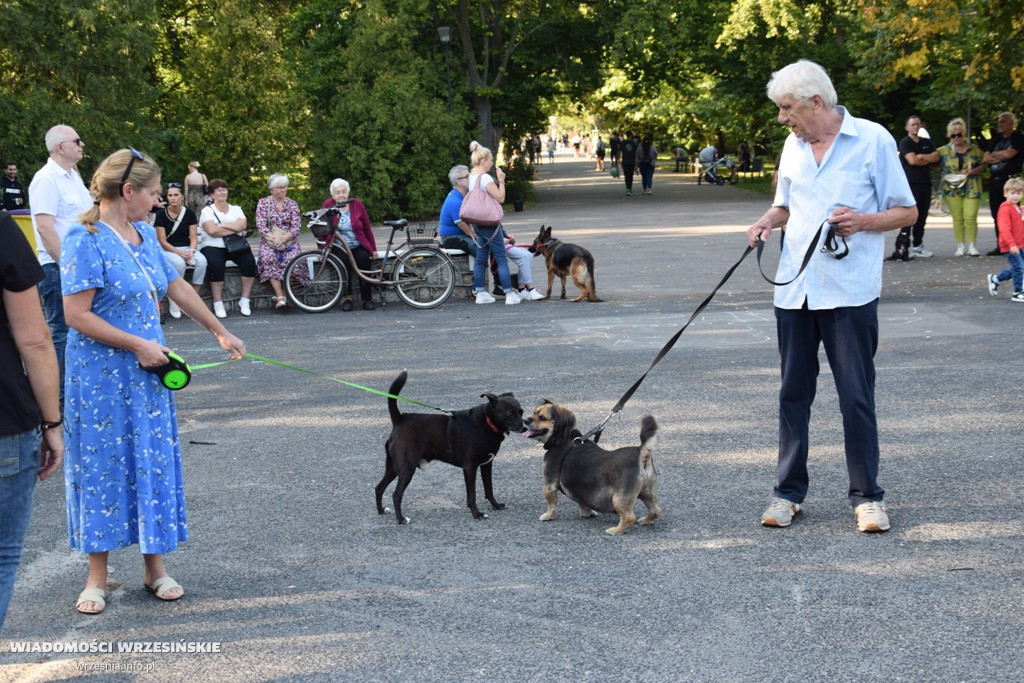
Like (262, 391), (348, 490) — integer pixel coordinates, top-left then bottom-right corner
(697, 146), (733, 185)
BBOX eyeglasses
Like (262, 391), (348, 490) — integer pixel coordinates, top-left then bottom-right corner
(950, 133), (963, 139)
(458, 175), (469, 180)
(119, 148), (144, 197)
(167, 182), (183, 189)
(60, 138), (83, 147)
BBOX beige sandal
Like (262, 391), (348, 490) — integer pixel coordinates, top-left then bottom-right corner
(274, 296), (287, 308)
(145, 575), (184, 601)
(76, 587), (106, 615)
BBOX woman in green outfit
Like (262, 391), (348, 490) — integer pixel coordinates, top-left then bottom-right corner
(937, 117), (987, 256)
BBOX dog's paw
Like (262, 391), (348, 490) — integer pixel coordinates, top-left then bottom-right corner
(491, 502), (506, 511)
(638, 516), (656, 525)
(379, 507), (391, 515)
(539, 511), (556, 522)
(472, 511), (488, 519)
(397, 515), (410, 525)
(578, 507), (597, 518)
(604, 526), (625, 536)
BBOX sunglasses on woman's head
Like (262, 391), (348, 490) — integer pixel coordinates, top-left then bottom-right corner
(167, 182), (183, 189)
(119, 148), (145, 196)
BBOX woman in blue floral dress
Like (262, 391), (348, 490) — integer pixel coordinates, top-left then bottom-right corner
(61, 149), (246, 615)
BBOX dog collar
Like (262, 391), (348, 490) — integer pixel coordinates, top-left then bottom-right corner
(485, 416), (502, 434)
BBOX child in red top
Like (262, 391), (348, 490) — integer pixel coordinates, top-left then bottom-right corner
(987, 177), (1024, 302)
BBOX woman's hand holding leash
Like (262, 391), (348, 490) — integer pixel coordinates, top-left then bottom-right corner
(217, 332), (246, 360)
(136, 339), (172, 369)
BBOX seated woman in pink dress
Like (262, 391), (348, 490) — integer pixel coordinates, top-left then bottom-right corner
(255, 173), (302, 308)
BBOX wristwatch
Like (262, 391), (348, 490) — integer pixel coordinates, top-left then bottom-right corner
(41, 418), (63, 430)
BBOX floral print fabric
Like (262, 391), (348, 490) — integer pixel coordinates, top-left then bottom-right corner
(255, 196), (302, 281)
(60, 221), (187, 554)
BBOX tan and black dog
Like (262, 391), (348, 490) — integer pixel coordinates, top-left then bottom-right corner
(523, 400), (660, 535)
(529, 225), (602, 302)
(375, 371), (525, 524)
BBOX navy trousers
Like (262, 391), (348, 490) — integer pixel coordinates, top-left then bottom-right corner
(774, 299), (884, 507)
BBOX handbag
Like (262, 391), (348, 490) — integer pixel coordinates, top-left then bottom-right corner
(459, 175), (503, 227)
(609, 165), (620, 178)
(211, 207), (250, 256)
(943, 173), (968, 190)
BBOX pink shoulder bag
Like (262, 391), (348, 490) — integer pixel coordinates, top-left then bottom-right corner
(459, 174), (503, 227)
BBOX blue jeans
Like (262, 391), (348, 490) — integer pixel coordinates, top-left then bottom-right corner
(38, 263), (66, 406)
(639, 162), (655, 190)
(774, 300), (884, 508)
(0, 428), (41, 634)
(473, 227), (512, 292)
(994, 251), (1024, 293)
(441, 233), (477, 256)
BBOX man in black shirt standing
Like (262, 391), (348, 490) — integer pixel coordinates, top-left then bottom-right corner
(1, 162), (26, 211)
(898, 116), (939, 257)
(982, 112), (1024, 254)
(620, 131), (639, 196)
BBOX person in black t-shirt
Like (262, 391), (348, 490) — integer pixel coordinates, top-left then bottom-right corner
(1, 163), (26, 210)
(0, 211), (63, 634)
(620, 132), (639, 196)
(982, 112), (1024, 254)
(153, 183), (208, 319)
(898, 115), (940, 257)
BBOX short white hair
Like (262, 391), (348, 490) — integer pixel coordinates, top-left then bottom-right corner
(767, 60), (837, 109)
(448, 164), (468, 186)
(268, 173), (289, 190)
(330, 178), (350, 194)
(44, 125), (74, 154)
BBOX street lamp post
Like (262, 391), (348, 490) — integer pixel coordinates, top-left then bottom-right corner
(437, 24), (453, 114)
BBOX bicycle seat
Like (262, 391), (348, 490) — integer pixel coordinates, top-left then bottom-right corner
(383, 219), (408, 230)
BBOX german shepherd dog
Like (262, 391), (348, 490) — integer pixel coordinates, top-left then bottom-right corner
(523, 400), (660, 535)
(375, 371), (525, 524)
(530, 225), (602, 302)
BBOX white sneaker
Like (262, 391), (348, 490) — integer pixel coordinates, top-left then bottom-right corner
(953, 244), (964, 257)
(239, 298), (251, 317)
(168, 301), (182, 319)
(521, 288), (544, 301)
(967, 244), (981, 257)
(213, 301), (227, 319)
(910, 245), (933, 258)
(760, 497), (801, 528)
(475, 291), (496, 304)
(855, 501), (890, 532)
(987, 274), (999, 297)
(505, 290), (521, 305)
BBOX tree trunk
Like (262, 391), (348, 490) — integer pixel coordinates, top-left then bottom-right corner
(472, 95), (498, 152)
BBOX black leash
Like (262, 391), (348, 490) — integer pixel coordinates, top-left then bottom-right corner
(577, 220), (835, 444)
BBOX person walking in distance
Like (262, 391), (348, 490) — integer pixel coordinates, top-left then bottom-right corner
(746, 60), (917, 533)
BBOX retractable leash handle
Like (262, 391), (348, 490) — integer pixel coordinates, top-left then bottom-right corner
(140, 351), (191, 390)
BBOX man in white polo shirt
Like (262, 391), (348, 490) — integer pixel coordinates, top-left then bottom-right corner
(29, 125), (94, 405)
(746, 61), (917, 534)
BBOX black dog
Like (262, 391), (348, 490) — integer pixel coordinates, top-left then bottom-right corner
(375, 371), (524, 524)
(524, 400), (660, 535)
(889, 228), (911, 261)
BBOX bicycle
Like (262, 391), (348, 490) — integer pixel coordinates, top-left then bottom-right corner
(283, 205), (456, 312)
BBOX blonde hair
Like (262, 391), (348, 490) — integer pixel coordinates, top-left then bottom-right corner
(946, 117), (966, 137)
(1004, 177), (1024, 194)
(77, 149), (161, 232)
(188, 161), (200, 171)
(469, 141), (492, 168)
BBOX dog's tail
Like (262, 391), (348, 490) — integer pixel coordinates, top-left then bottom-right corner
(388, 371), (408, 425)
(638, 415), (658, 474)
(579, 255), (603, 302)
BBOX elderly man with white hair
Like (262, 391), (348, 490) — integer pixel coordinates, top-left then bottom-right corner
(29, 125), (94, 406)
(746, 60), (917, 534)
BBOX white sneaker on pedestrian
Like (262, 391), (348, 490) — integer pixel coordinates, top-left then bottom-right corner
(855, 501), (890, 532)
(987, 274), (999, 297)
(505, 290), (521, 305)
(475, 291), (496, 304)
(967, 244), (981, 257)
(521, 288), (544, 301)
(953, 244), (964, 257)
(213, 301), (227, 319)
(1012, 292), (1024, 303)
(168, 301), (182, 319)
(760, 497), (801, 528)
(910, 245), (933, 258)
(239, 298), (251, 317)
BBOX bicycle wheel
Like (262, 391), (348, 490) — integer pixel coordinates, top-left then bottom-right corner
(928, 192), (949, 217)
(391, 248), (456, 309)
(283, 251), (346, 313)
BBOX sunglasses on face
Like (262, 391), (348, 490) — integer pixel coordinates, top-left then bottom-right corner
(61, 138), (83, 147)
(119, 148), (144, 196)
(950, 133), (964, 138)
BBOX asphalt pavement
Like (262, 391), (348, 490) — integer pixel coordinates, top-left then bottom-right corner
(3, 154), (1023, 682)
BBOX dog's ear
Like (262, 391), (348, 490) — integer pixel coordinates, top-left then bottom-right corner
(481, 392), (498, 402)
(498, 392), (514, 398)
(541, 398), (554, 406)
(551, 405), (576, 442)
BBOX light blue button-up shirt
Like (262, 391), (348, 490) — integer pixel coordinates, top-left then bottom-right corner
(772, 106), (915, 310)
